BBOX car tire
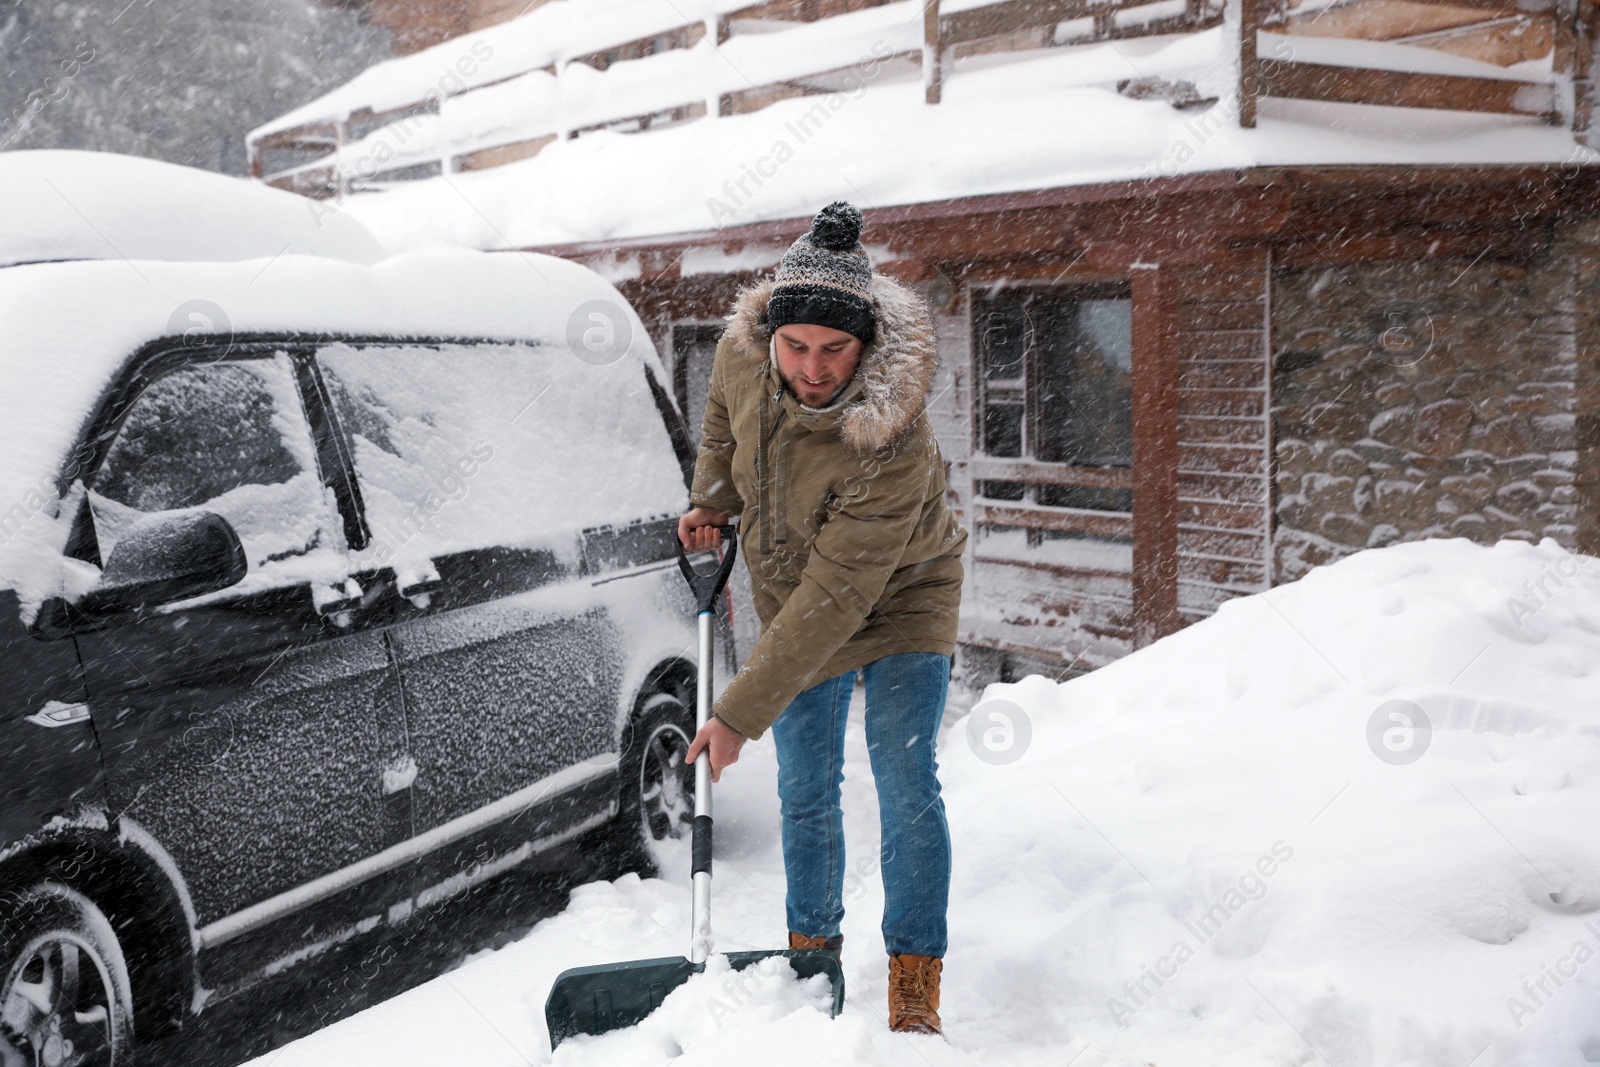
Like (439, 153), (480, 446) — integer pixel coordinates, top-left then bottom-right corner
(605, 689), (697, 879)
(0, 882), (134, 1067)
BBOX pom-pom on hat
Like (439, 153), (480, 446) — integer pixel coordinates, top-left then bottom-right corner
(767, 201), (875, 346)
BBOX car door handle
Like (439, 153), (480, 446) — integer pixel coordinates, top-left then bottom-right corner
(396, 564), (442, 611)
(26, 702), (91, 728)
(312, 578), (364, 627)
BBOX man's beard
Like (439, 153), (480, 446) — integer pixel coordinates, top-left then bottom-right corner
(779, 367), (850, 407)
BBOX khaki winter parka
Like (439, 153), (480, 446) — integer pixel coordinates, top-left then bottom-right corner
(689, 274), (968, 740)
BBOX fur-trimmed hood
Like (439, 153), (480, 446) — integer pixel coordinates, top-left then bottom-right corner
(721, 273), (938, 454)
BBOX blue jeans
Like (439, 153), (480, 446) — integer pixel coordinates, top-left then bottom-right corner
(769, 652), (952, 958)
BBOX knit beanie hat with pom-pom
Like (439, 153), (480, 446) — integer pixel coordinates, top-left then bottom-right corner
(766, 201), (875, 346)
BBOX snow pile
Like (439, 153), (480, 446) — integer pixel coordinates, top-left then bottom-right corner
(0, 151), (384, 267)
(942, 535), (1600, 1065)
(248, 536), (1600, 1066)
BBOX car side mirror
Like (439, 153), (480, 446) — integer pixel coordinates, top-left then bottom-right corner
(80, 509), (247, 615)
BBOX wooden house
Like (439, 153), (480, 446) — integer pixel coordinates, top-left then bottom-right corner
(262, 0), (1600, 685)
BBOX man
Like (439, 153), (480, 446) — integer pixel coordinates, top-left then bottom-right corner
(678, 201), (967, 1035)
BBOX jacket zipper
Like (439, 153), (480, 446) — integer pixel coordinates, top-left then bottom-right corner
(774, 420), (790, 549)
(758, 386), (786, 555)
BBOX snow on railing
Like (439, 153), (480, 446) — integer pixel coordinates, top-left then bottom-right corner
(247, 0), (1221, 197)
(249, 0), (753, 195)
(253, 0), (743, 141)
(250, 0), (1588, 197)
(1235, 0), (1592, 140)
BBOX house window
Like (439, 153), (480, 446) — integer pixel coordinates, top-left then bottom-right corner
(973, 282), (1134, 561)
(975, 282), (1133, 504)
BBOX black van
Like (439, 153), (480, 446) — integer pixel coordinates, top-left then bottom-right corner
(0, 265), (716, 1064)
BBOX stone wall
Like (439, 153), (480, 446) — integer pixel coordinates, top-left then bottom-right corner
(1270, 246), (1588, 582)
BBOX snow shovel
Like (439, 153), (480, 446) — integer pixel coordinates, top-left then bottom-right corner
(544, 524), (846, 1048)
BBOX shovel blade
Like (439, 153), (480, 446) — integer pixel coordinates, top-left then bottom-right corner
(723, 950), (846, 1016)
(545, 949), (845, 1048)
(545, 955), (695, 1048)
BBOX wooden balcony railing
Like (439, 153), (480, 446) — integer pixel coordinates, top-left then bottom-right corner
(1237, 0), (1596, 141)
(921, 0), (1223, 102)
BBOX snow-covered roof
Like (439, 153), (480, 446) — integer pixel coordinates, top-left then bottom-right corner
(0, 151), (386, 268)
(327, 27), (1595, 254)
(0, 248), (661, 604)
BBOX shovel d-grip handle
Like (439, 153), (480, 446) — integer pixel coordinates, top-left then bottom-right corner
(675, 524), (738, 615)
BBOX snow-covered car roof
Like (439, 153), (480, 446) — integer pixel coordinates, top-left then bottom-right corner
(0, 150), (387, 268)
(0, 248), (664, 601)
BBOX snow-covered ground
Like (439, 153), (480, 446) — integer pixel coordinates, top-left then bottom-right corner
(246, 536), (1600, 1067)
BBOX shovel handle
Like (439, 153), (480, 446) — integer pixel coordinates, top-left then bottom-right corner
(676, 525), (738, 615)
(678, 525), (736, 965)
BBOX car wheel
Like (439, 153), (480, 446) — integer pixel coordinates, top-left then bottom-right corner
(608, 690), (696, 878)
(0, 882), (134, 1067)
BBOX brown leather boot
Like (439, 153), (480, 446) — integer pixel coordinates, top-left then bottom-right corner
(887, 953), (942, 1034)
(788, 931), (843, 963)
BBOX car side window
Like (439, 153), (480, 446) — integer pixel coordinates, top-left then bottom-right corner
(315, 341), (687, 571)
(89, 354), (344, 580)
